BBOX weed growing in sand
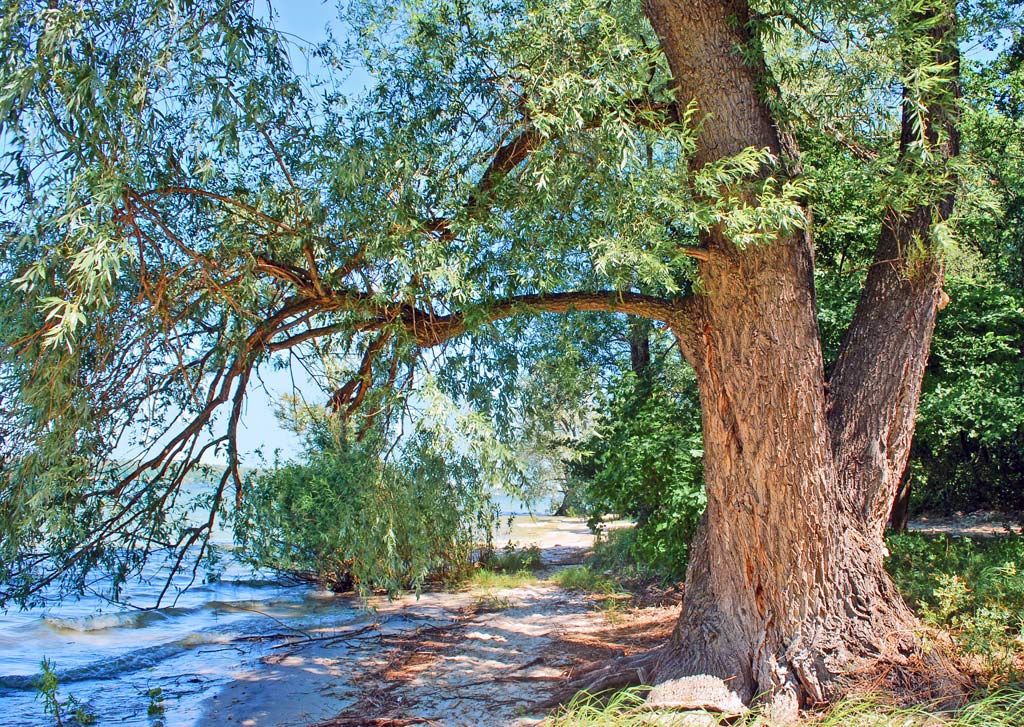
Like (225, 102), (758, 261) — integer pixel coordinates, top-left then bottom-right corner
(471, 594), (516, 612)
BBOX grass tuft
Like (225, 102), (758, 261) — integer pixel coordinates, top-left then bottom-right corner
(550, 565), (620, 595)
(541, 687), (1024, 727)
(479, 543), (544, 573)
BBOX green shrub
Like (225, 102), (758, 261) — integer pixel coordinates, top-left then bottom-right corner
(909, 278), (1024, 515)
(478, 543), (544, 573)
(551, 565), (619, 595)
(589, 527), (667, 584)
(234, 424), (496, 593)
(887, 533), (1024, 678)
(573, 371), (704, 583)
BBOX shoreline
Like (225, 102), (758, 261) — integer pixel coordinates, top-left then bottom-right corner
(195, 515), (655, 727)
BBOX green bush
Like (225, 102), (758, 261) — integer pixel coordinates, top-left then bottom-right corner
(909, 279), (1024, 515)
(573, 371), (704, 582)
(887, 533), (1024, 678)
(550, 565), (619, 595)
(469, 544), (545, 589)
(478, 543), (544, 573)
(234, 424), (496, 593)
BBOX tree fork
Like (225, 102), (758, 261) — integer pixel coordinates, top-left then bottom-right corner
(629, 0), (967, 718)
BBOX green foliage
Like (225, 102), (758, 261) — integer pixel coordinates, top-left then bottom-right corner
(588, 527), (663, 584)
(467, 568), (539, 590)
(0, 0), (1017, 612)
(575, 367), (704, 582)
(468, 543), (544, 589)
(234, 421), (497, 593)
(910, 278), (1024, 513)
(479, 543), (545, 573)
(804, 24), (1024, 518)
(541, 687), (653, 727)
(34, 659), (97, 727)
(511, 316), (607, 512)
(146, 687), (165, 717)
(0, 0), (691, 604)
(898, 32), (1024, 515)
(886, 533), (1024, 678)
(550, 565), (620, 595)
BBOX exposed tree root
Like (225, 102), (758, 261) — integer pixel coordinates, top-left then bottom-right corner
(535, 648), (662, 710)
(536, 635), (971, 724)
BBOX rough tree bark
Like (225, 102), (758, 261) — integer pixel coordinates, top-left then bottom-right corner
(571, 0), (965, 718)
(828, 8), (961, 541)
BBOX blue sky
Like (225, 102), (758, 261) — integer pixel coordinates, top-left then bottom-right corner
(148, 2), (357, 467)
(222, 2), (352, 465)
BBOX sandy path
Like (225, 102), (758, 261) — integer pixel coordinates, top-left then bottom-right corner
(196, 516), (669, 727)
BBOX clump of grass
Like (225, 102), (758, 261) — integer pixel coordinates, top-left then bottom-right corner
(464, 543), (545, 590)
(551, 565), (620, 595)
(541, 688), (654, 727)
(590, 529), (650, 581)
(541, 687), (1024, 727)
(479, 542), (544, 573)
(467, 568), (539, 589)
(807, 689), (1024, 727)
(470, 593), (515, 613)
(886, 533), (1024, 681)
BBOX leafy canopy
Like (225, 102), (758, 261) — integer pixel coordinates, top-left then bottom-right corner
(0, 0), (1014, 604)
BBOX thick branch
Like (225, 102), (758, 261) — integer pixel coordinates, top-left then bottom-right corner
(424, 100), (681, 239)
(397, 291), (692, 348)
(264, 290), (696, 359)
(828, 2), (960, 535)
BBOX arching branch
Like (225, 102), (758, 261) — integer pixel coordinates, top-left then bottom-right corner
(424, 100), (682, 240)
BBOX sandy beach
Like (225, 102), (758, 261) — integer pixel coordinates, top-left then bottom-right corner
(196, 515), (672, 727)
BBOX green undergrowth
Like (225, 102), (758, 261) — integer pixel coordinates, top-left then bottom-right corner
(886, 532), (1024, 681)
(464, 543), (545, 590)
(479, 543), (544, 573)
(586, 526), (685, 595)
(550, 565), (621, 595)
(466, 568), (539, 589)
(541, 687), (1024, 727)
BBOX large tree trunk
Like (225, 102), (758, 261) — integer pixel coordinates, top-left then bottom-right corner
(627, 0), (964, 718)
(827, 6), (960, 539)
(656, 237), (925, 719)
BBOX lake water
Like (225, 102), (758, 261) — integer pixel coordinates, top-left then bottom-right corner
(0, 492), (541, 726)
(0, 549), (364, 727)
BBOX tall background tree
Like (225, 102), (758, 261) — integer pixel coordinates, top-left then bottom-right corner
(1, 0), (1020, 718)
